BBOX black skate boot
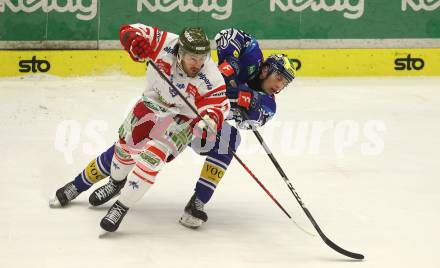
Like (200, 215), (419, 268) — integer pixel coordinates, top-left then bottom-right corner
(100, 201), (129, 232)
(49, 181), (80, 208)
(179, 193), (208, 229)
(89, 177), (126, 206)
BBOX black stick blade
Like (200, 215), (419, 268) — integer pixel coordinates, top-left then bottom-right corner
(303, 208), (364, 260)
(322, 236), (364, 260)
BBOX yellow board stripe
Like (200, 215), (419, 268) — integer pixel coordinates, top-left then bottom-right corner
(264, 48), (440, 77)
(0, 50), (145, 77)
(1, 49), (439, 77)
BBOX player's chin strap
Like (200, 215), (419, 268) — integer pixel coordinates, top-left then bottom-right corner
(148, 59), (364, 260)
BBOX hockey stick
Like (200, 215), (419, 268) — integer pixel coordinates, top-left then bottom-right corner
(239, 110), (364, 260)
(147, 60), (309, 232)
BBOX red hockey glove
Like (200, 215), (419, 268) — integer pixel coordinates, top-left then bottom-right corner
(129, 36), (151, 61)
(120, 27), (152, 62)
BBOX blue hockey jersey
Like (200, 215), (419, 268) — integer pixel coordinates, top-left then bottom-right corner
(215, 28), (263, 85)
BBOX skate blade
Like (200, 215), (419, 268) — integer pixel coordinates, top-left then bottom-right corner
(49, 197), (61, 208)
(179, 212), (203, 229)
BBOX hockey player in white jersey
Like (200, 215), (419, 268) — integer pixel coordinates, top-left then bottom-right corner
(49, 24), (229, 233)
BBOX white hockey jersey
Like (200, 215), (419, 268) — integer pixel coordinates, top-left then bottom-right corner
(125, 23), (229, 124)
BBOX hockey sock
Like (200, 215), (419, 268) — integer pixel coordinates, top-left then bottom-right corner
(195, 123), (240, 203)
(117, 144), (167, 207)
(73, 145), (114, 192)
(195, 157), (228, 203)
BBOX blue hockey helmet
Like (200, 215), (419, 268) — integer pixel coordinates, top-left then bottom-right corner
(264, 54), (296, 84)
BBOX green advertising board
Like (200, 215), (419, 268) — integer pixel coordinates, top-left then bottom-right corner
(0, 0), (439, 48)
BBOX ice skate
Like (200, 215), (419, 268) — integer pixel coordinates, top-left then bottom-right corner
(49, 181), (80, 208)
(89, 177), (126, 206)
(100, 201), (129, 232)
(179, 193), (208, 229)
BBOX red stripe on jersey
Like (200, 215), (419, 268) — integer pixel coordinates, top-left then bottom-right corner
(145, 145), (167, 162)
(150, 27), (158, 52)
(196, 84), (227, 109)
(133, 170), (155, 184)
(201, 85), (226, 99)
(208, 108), (225, 130)
(198, 107), (225, 132)
(195, 96), (227, 110)
(135, 162), (159, 176)
(150, 31), (168, 61)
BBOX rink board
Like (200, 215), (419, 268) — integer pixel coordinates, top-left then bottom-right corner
(0, 48), (439, 77)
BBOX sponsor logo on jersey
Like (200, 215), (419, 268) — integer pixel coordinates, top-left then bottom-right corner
(197, 72), (213, 90)
(212, 92), (225, 97)
(238, 91), (252, 109)
(19, 56), (51, 73)
(143, 98), (169, 112)
(219, 61), (235, 77)
(394, 54), (425, 71)
(168, 74), (178, 97)
(156, 58), (171, 76)
(247, 64), (256, 75)
(163, 45), (178, 55)
(168, 123), (192, 153)
(185, 83), (200, 99)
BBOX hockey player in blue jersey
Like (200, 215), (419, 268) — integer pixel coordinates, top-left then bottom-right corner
(215, 28), (263, 88)
(179, 29), (296, 228)
(51, 28), (296, 230)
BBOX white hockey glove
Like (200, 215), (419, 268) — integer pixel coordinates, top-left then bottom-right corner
(193, 111), (219, 141)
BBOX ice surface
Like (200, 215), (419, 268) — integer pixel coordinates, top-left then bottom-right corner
(1, 75), (439, 268)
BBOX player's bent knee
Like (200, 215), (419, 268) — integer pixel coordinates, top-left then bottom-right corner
(111, 142), (135, 181)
